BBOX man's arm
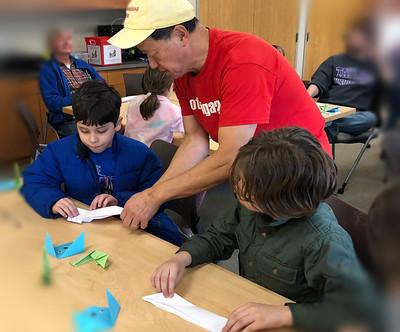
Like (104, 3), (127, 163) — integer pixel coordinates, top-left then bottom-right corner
(157, 115), (210, 183)
(153, 123), (256, 199)
(121, 121), (256, 229)
(39, 66), (72, 113)
(307, 84), (320, 98)
(308, 56), (335, 99)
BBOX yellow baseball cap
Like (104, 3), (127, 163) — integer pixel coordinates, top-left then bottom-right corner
(108, 0), (195, 49)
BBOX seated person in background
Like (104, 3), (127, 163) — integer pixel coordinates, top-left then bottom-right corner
(39, 27), (102, 137)
(151, 127), (378, 332)
(124, 67), (184, 146)
(368, 181), (400, 332)
(21, 80), (182, 246)
(308, 19), (380, 138)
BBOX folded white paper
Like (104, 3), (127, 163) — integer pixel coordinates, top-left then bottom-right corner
(142, 293), (227, 332)
(67, 206), (123, 224)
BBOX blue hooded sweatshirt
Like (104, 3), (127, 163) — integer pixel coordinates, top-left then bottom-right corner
(20, 133), (182, 245)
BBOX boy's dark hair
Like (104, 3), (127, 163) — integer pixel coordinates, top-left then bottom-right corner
(368, 181), (400, 281)
(140, 68), (174, 121)
(72, 80), (121, 126)
(230, 127), (336, 220)
(150, 17), (199, 40)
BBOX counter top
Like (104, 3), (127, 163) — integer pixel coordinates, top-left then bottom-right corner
(92, 60), (147, 71)
(0, 59), (147, 79)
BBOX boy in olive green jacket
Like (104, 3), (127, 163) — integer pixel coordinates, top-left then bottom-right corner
(152, 127), (378, 332)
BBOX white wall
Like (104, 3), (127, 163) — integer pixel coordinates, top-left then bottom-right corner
(0, 0), (198, 58)
(0, 10), (125, 57)
(188, 0), (198, 16)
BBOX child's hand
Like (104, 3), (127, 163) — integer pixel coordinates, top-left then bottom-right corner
(222, 303), (293, 332)
(52, 198), (79, 218)
(90, 194), (118, 210)
(151, 251), (192, 298)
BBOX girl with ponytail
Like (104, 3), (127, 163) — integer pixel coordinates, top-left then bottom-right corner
(125, 68), (184, 146)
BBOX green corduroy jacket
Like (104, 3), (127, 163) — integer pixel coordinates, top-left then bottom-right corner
(179, 203), (378, 331)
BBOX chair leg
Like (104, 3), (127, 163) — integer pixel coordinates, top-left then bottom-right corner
(337, 134), (375, 194)
(332, 142), (336, 160)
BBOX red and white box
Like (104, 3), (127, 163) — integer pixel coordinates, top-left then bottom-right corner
(85, 36), (122, 66)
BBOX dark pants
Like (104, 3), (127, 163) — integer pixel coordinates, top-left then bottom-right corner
(386, 83), (400, 130)
(326, 111), (377, 137)
(54, 121), (76, 138)
(146, 212), (183, 246)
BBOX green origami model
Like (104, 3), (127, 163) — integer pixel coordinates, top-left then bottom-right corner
(70, 250), (109, 269)
(42, 247), (51, 284)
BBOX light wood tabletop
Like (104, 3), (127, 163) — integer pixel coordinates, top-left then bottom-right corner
(317, 102), (356, 122)
(0, 191), (295, 332)
(63, 98), (353, 153)
(64, 97), (355, 124)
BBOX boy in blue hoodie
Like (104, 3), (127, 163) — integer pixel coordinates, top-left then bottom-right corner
(21, 80), (182, 246)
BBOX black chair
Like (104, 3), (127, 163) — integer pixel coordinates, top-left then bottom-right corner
(325, 195), (375, 276)
(381, 130), (400, 181)
(123, 73), (145, 96)
(149, 140), (203, 237)
(16, 102), (47, 160)
(302, 80), (310, 88)
(43, 112), (60, 144)
(326, 127), (379, 194)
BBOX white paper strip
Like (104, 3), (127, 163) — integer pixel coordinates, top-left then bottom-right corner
(67, 206), (123, 224)
(142, 293), (227, 332)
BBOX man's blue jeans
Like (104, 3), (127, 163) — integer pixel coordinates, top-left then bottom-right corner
(326, 111), (377, 137)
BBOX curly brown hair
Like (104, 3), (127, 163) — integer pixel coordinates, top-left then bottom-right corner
(230, 127), (336, 220)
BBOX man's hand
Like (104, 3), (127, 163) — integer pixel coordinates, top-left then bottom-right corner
(222, 303), (293, 332)
(121, 188), (162, 230)
(307, 84), (320, 98)
(90, 194), (118, 210)
(52, 197), (79, 218)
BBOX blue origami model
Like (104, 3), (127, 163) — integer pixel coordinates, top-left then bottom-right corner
(45, 232), (85, 259)
(74, 289), (120, 332)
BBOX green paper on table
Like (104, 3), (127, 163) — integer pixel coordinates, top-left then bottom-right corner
(42, 247), (51, 284)
(71, 250), (109, 269)
(318, 103), (339, 114)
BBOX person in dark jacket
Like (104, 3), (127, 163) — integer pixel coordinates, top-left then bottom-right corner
(21, 80), (181, 246)
(308, 20), (380, 137)
(368, 181), (400, 332)
(39, 28), (102, 137)
(151, 127), (378, 332)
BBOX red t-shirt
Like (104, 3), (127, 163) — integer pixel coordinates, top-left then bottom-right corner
(174, 28), (331, 156)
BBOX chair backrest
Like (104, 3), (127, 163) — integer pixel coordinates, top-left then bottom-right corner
(123, 73), (145, 96)
(381, 130), (400, 178)
(325, 196), (374, 274)
(149, 139), (200, 231)
(16, 102), (40, 158)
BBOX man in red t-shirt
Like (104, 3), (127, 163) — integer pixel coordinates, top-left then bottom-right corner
(109, 1), (331, 231)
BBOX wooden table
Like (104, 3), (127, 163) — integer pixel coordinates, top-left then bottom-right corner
(0, 191), (294, 332)
(63, 99), (354, 153)
(318, 102), (356, 122)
